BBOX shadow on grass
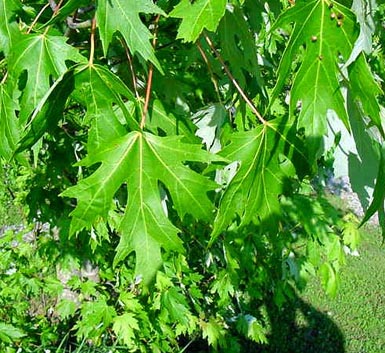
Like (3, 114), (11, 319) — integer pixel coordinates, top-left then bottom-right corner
(262, 293), (345, 353)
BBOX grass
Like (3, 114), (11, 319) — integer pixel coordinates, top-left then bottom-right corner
(299, 225), (385, 353)
(256, 225), (385, 353)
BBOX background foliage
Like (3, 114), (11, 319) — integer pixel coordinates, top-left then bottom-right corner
(0, 0), (384, 351)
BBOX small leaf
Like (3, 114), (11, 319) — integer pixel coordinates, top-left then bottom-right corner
(319, 262), (338, 298)
(170, 0), (227, 42)
(113, 313), (139, 347)
(192, 103), (227, 152)
(56, 299), (77, 320)
(200, 316), (226, 349)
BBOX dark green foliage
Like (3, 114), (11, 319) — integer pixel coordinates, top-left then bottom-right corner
(0, 0), (383, 351)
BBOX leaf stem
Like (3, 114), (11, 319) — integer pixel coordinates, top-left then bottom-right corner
(120, 38), (141, 101)
(140, 14), (161, 130)
(203, 32), (266, 125)
(89, 17), (96, 66)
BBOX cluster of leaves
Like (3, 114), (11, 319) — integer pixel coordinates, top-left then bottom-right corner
(0, 0), (383, 351)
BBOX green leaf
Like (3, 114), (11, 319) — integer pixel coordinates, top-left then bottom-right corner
(349, 53), (384, 138)
(0, 322), (26, 343)
(348, 0), (377, 63)
(96, 0), (165, 72)
(170, 0), (227, 42)
(71, 63), (139, 152)
(272, 0), (359, 158)
(236, 314), (267, 343)
(76, 299), (116, 339)
(16, 67), (76, 152)
(211, 120), (286, 243)
(113, 313), (139, 347)
(40, 0), (92, 28)
(0, 82), (21, 159)
(319, 262), (338, 298)
(218, 5), (262, 89)
(148, 99), (198, 143)
(200, 316), (226, 349)
(56, 299), (77, 320)
(160, 287), (194, 333)
(342, 216), (360, 251)
(192, 103), (227, 152)
(0, 0), (21, 56)
(62, 132), (221, 283)
(8, 33), (86, 122)
(360, 146), (385, 229)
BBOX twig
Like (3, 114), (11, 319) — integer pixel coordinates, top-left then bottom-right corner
(120, 38), (141, 101)
(203, 32), (266, 125)
(1, 72), (8, 85)
(89, 17), (96, 65)
(140, 15), (161, 129)
(48, 0), (57, 11)
(27, 3), (50, 34)
(196, 41), (222, 103)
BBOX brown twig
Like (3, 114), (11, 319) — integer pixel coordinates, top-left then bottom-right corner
(140, 14), (161, 130)
(120, 38), (141, 101)
(203, 32), (267, 125)
(196, 41), (222, 103)
(89, 17), (96, 65)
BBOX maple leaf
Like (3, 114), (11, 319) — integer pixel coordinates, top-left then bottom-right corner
(8, 33), (86, 123)
(113, 313), (139, 347)
(170, 0), (227, 42)
(0, 0), (20, 56)
(62, 132), (221, 283)
(272, 0), (359, 158)
(96, 0), (165, 72)
(211, 120), (288, 243)
(218, 6), (262, 89)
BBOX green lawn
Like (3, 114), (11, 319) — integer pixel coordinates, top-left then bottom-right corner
(300, 225), (385, 353)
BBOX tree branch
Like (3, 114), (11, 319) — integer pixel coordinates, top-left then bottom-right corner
(140, 15), (161, 130)
(203, 32), (266, 125)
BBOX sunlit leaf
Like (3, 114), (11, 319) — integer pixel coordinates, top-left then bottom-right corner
(8, 33), (86, 122)
(272, 0), (359, 158)
(96, 0), (165, 72)
(170, 0), (226, 42)
(62, 132), (222, 283)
